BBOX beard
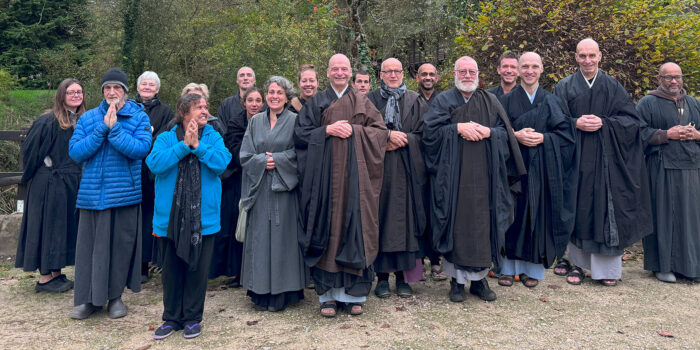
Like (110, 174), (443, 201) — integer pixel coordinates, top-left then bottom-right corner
(455, 76), (478, 93)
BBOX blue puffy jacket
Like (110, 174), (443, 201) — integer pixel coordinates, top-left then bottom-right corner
(69, 99), (152, 210)
(146, 124), (231, 237)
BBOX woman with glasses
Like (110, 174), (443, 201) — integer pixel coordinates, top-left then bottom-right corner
(15, 78), (86, 293)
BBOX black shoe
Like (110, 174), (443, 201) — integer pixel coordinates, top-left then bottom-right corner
(227, 279), (241, 288)
(108, 297), (127, 319)
(57, 275), (74, 290)
(141, 274), (149, 284)
(449, 278), (466, 303)
(469, 278), (497, 302)
(396, 280), (413, 298)
(374, 280), (391, 298)
(70, 303), (97, 320)
(183, 321), (202, 339)
(35, 276), (72, 293)
(153, 321), (181, 340)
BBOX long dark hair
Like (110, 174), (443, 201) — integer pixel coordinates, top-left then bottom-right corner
(170, 93), (204, 127)
(49, 78), (87, 129)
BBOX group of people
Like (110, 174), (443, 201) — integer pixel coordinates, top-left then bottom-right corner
(13, 37), (699, 340)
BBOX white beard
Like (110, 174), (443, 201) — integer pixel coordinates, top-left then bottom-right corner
(455, 76), (478, 93)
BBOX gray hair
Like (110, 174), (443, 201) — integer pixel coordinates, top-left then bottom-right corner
(264, 76), (296, 102)
(137, 71), (161, 89)
(181, 83), (210, 100)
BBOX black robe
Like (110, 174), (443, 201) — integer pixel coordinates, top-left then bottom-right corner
(499, 86), (577, 267)
(487, 85), (505, 98)
(295, 86), (388, 296)
(554, 71), (652, 255)
(367, 89), (429, 272)
(638, 93), (700, 278)
(423, 88), (525, 271)
(16, 113), (81, 274)
(136, 94), (174, 263)
(217, 92), (243, 135)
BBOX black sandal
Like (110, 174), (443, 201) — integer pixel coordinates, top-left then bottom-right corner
(344, 302), (363, 316)
(553, 259), (572, 276)
(498, 275), (514, 287)
(566, 266), (585, 285)
(320, 302), (337, 318)
(519, 274), (539, 288)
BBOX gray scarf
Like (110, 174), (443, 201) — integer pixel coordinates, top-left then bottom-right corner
(379, 81), (407, 130)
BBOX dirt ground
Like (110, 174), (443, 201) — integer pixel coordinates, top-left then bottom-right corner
(1, 245), (698, 350)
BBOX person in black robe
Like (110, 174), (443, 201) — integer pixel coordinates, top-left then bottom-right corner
(553, 39), (652, 286)
(289, 64), (319, 114)
(638, 62), (700, 283)
(486, 52), (519, 98)
(135, 71), (175, 283)
(217, 66), (257, 134)
(423, 56), (525, 303)
(497, 52), (577, 288)
(296, 54), (388, 317)
(16, 78), (86, 293)
(367, 58), (429, 298)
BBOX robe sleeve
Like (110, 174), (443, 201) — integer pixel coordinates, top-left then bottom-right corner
(239, 119), (268, 211)
(20, 115), (54, 184)
(270, 148), (298, 192)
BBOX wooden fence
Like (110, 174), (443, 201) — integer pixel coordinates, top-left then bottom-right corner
(0, 129), (28, 212)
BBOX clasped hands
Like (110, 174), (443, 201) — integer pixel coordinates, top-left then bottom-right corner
(514, 128), (544, 147)
(182, 119), (200, 149)
(457, 121), (491, 141)
(667, 124), (699, 141)
(103, 102), (118, 129)
(326, 120), (353, 139)
(576, 114), (603, 132)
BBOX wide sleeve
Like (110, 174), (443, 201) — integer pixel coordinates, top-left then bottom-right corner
(239, 120), (268, 209)
(20, 115), (54, 183)
(69, 112), (109, 163)
(146, 131), (191, 175)
(270, 147), (298, 192)
(422, 93), (459, 174)
(191, 129), (231, 176)
(108, 111), (152, 160)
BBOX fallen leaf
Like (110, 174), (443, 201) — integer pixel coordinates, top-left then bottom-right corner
(381, 308), (390, 313)
(246, 320), (258, 326)
(553, 307), (564, 311)
(617, 330), (625, 334)
(218, 308), (225, 313)
(0, 266), (8, 271)
(208, 293), (215, 298)
(148, 325), (155, 331)
(539, 297), (549, 303)
(547, 284), (562, 290)
(429, 325), (436, 330)
(509, 298), (518, 301)
(136, 345), (152, 350)
(381, 323), (391, 328)
(340, 324), (351, 329)
(658, 330), (674, 338)
(395, 306), (407, 311)
(359, 325), (367, 328)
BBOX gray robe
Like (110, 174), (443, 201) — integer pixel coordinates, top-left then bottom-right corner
(239, 109), (306, 295)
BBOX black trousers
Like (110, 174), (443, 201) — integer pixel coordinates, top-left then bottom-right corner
(159, 234), (215, 326)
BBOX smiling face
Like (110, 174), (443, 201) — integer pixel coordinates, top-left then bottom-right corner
(518, 53), (543, 89)
(380, 58), (404, 89)
(497, 58), (519, 85)
(453, 57), (479, 95)
(182, 98), (209, 128)
(244, 91), (264, 118)
(237, 67), (256, 91)
(137, 79), (159, 101)
(266, 82), (288, 114)
(103, 83), (126, 107)
(298, 70), (319, 100)
(64, 83), (84, 111)
(326, 54), (352, 92)
(575, 39), (602, 79)
(417, 64), (438, 91)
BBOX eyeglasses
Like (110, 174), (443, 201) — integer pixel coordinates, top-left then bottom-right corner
(660, 75), (683, 82)
(419, 72), (436, 77)
(381, 70), (403, 76)
(66, 90), (83, 96)
(455, 70), (478, 77)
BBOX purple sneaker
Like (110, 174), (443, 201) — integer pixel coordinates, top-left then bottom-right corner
(183, 322), (202, 339)
(153, 322), (179, 340)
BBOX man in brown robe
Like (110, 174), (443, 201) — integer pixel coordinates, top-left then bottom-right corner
(423, 56), (525, 303)
(367, 58), (429, 298)
(296, 54), (388, 317)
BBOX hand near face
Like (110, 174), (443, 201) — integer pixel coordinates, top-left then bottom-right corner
(576, 114), (603, 132)
(265, 152), (276, 170)
(184, 119), (199, 149)
(387, 130), (408, 151)
(104, 103), (117, 128)
(326, 120), (353, 139)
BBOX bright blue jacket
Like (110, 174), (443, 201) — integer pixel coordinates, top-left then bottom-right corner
(146, 124), (231, 237)
(69, 99), (152, 210)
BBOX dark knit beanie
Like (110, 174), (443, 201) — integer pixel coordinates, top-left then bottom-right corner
(101, 68), (129, 93)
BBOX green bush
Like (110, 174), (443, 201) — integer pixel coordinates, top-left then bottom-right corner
(0, 69), (17, 100)
(454, 0), (699, 100)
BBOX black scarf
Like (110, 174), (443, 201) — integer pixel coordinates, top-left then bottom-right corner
(166, 125), (203, 270)
(379, 81), (407, 130)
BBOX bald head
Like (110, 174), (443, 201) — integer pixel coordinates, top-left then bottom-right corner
(237, 66), (256, 92)
(519, 52), (542, 65)
(576, 39), (600, 54)
(380, 58), (404, 88)
(658, 62), (683, 96)
(659, 62), (681, 76)
(417, 63), (439, 94)
(327, 53), (352, 91)
(518, 52), (544, 89)
(575, 38), (602, 80)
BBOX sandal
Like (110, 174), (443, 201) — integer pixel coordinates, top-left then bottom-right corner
(320, 302), (337, 318)
(519, 274), (539, 288)
(498, 275), (514, 287)
(345, 302), (363, 316)
(431, 267), (448, 281)
(600, 279), (617, 287)
(566, 266), (585, 285)
(553, 259), (572, 276)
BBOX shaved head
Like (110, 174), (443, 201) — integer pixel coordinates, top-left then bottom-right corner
(519, 52), (542, 66)
(328, 54), (351, 67)
(576, 38), (600, 54)
(327, 53), (352, 91)
(381, 58), (402, 71)
(659, 62), (681, 76)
